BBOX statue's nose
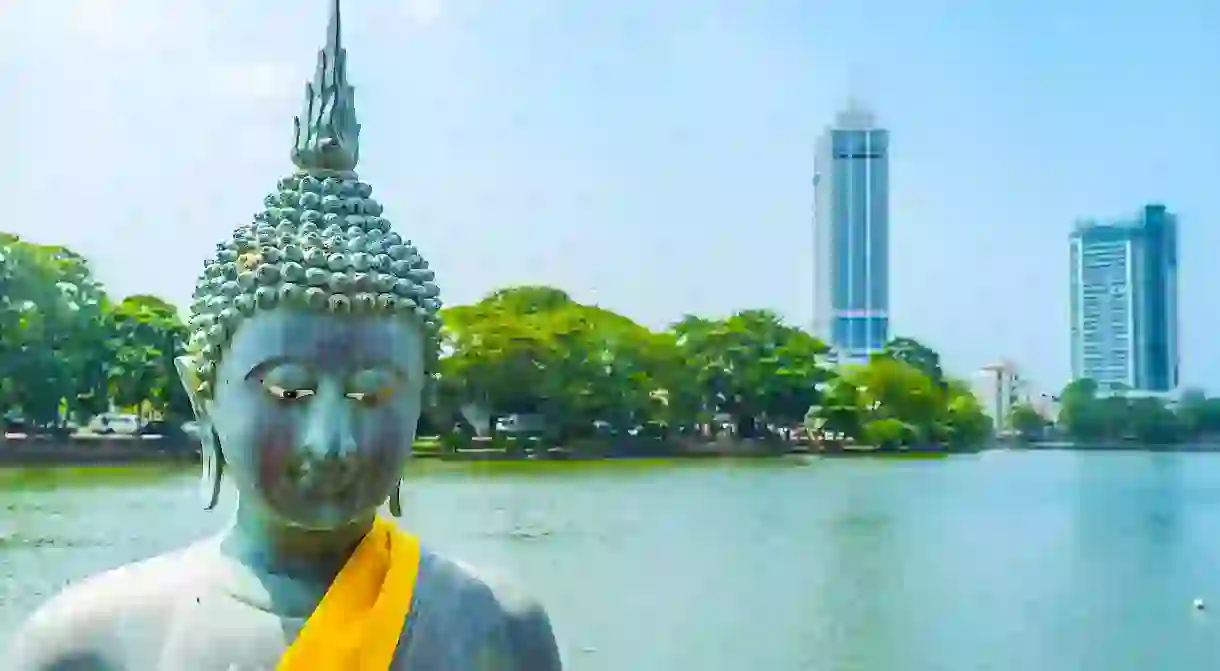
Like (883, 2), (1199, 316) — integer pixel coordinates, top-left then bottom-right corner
(300, 386), (358, 461)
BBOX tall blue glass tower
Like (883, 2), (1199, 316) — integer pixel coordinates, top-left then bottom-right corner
(813, 101), (890, 360)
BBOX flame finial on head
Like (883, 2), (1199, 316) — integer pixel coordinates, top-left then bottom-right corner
(292, 0), (361, 172)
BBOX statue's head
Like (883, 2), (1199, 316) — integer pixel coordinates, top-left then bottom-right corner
(176, 0), (442, 530)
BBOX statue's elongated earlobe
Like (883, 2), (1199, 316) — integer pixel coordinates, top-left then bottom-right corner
(388, 479), (404, 517)
(177, 355), (223, 510)
(174, 355), (208, 415)
(200, 424), (224, 511)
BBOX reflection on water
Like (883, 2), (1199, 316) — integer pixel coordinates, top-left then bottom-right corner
(3, 453), (1220, 670)
(1060, 453), (1220, 670)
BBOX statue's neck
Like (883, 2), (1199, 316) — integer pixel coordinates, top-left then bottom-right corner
(222, 505), (374, 584)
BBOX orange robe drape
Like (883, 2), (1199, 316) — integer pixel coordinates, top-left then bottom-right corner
(276, 517), (422, 670)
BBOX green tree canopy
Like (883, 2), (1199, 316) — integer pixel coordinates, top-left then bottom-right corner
(0, 234), (189, 426)
(0, 235), (112, 425)
(1009, 403), (1049, 437)
(438, 286), (693, 437)
(877, 337), (945, 388)
(107, 295), (191, 420)
(1055, 379), (1203, 445)
(0, 231), (1009, 455)
(806, 355), (991, 451)
(672, 309), (831, 437)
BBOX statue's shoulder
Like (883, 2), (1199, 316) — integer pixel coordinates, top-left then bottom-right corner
(416, 548), (547, 619)
(8, 544), (210, 670)
(409, 547), (563, 669)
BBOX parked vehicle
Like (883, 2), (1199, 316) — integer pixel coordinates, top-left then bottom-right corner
(86, 413), (141, 436)
(3, 412), (27, 434)
(2, 413), (75, 438)
(137, 420), (184, 438)
(495, 414), (547, 434)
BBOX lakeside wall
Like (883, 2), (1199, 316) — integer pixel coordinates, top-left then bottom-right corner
(12, 436), (1219, 468)
(0, 437), (200, 467)
(34, 435), (1208, 467)
(432, 436), (792, 461)
(0, 435), (791, 467)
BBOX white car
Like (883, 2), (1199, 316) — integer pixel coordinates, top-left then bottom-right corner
(495, 414), (546, 434)
(86, 413), (142, 436)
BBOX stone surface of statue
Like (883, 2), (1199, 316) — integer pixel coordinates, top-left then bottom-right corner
(8, 2), (562, 669)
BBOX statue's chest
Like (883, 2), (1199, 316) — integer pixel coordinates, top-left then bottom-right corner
(153, 594), (306, 670)
(153, 594), (500, 671)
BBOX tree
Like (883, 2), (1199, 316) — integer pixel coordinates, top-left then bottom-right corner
(805, 348), (991, 451)
(863, 418), (914, 450)
(842, 356), (942, 444)
(1176, 388), (1220, 439)
(940, 381), (993, 448)
(107, 295), (190, 421)
(673, 310), (831, 437)
(878, 337), (945, 388)
(1058, 378), (1107, 440)
(0, 235), (112, 426)
(1126, 396), (1180, 445)
(804, 374), (864, 447)
(1009, 403), (1048, 438)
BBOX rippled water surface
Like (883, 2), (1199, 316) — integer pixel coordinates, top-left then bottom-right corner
(4, 451), (1220, 669)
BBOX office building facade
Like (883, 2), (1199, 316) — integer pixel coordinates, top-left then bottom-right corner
(973, 360), (1023, 433)
(812, 101), (890, 360)
(1069, 204), (1179, 392)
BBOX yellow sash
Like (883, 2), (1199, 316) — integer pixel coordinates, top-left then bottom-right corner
(276, 517), (422, 671)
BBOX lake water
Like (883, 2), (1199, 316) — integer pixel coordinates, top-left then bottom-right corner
(3, 450), (1220, 670)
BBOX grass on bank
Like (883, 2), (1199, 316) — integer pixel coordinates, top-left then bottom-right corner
(412, 436), (442, 453)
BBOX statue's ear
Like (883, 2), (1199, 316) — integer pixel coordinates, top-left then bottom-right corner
(175, 355), (209, 420)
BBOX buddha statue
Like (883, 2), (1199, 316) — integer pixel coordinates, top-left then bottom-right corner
(9, 2), (562, 669)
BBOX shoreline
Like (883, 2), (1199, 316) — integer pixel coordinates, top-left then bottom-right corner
(1013, 440), (1220, 453)
(7, 436), (1220, 469)
(0, 435), (838, 467)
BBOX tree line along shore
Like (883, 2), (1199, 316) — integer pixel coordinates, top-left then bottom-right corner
(5, 232), (1220, 462)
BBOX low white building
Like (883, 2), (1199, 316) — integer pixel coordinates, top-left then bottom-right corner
(973, 360), (1023, 433)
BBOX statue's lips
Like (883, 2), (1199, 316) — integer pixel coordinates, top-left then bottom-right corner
(292, 457), (362, 498)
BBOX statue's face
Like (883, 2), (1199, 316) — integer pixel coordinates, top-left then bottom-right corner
(204, 309), (425, 530)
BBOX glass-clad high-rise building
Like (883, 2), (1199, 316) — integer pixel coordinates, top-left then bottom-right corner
(812, 101), (889, 360)
(1069, 204), (1179, 392)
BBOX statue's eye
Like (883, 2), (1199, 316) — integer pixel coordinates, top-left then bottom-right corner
(345, 388), (390, 405)
(347, 368), (397, 406)
(267, 386), (316, 401)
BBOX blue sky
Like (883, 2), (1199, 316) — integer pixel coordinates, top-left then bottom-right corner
(0, 0), (1216, 392)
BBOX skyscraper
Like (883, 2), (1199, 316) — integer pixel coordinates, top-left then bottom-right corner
(812, 101), (889, 361)
(1069, 204), (1179, 393)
